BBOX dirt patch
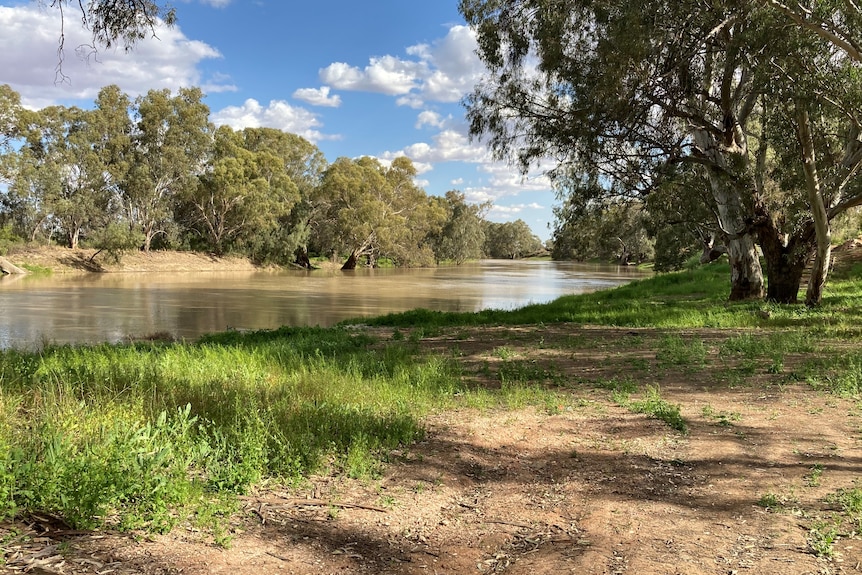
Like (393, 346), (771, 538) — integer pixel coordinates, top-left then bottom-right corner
(3, 325), (861, 575)
(4, 246), (273, 274)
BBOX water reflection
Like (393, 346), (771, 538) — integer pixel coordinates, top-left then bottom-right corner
(0, 260), (648, 349)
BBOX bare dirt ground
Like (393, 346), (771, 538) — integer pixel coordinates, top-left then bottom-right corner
(3, 246), (265, 274)
(2, 243), (862, 575)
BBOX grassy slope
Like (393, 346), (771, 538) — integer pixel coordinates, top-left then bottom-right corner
(1, 261), (860, 536)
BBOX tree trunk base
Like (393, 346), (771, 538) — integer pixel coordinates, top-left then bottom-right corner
(342, 252), (358, 270)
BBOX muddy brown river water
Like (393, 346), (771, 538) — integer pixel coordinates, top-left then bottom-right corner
(0, 259), (648, 349)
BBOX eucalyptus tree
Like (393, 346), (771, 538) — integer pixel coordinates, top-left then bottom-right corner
(238, 127), (327, 264)
(758, 12), (862, 305)
(552, 196), (654, 265)
(0, 85), (21, 155)
(483, 219), (542, 259)
(184, 125), (300, 255)
(311, 156), (444, 269)
(430, 190), (489, 264)
(461, 0), (862, 302)
(19, 105), (113, 249)
(126, 87), (211, 251)
(461, 0), (771, 299)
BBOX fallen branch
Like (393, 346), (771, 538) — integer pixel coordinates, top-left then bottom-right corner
(239, 496), (387, 513)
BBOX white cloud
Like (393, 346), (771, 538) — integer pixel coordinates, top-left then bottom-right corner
(381, 127), (490, 166)
(411, 25), (485, 103)
(320, 57), (424, 95)
(211, 98), (337, 142)
(316, 25), (484, 107)
(293, 86), (341, 107)
(416, 110), (446, 129)
(0, 5), (231, 108)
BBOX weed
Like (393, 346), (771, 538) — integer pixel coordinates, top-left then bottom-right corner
(806, 464), (825, 487)
(656, 335), (706, 369)
(827, 485), (862, 533)
(702, 405), (741, 427)
(613, 385), (686, 433)
(808, 519), (840, 557)
(498, 359), (562, 385)
(595, 377), (639, 395)
(757, 492), (790, 511)
(494, 346), (514, 360)
(628, 387), (687, 433)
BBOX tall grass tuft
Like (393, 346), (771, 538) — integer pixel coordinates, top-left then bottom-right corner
(0, 327), (461, 532)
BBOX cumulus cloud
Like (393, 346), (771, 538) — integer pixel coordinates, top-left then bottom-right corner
(381, 127), (490, 167)
(0, 5), (231, 108)
(316, 25), (484, 107)
(408, 25), (485, 103)
(320, 56), (424, 95)
(210, 98), (336, 142)
(293, 86), (341, 107)
(416, 110), (446, 129)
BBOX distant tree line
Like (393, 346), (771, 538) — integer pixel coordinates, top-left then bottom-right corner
(0, 85), (544, 268)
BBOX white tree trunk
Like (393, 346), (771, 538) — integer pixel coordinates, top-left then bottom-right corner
(692, 128), (765, 300)
(795, 103), (832, 306)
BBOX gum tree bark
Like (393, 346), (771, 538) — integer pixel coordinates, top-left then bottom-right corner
(692, 128), (765, 300)
(795, 103), (832, 306)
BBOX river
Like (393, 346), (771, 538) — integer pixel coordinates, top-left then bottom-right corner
(0, 260), (648, 349)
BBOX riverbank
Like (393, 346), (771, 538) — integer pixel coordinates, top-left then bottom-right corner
(1, 249), (862, 574)
(4, 245), (267, 274)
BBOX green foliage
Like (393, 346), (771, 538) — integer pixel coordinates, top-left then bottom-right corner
(0, 84), (520, 269)
(310, 156), (446, 268)
(0, 225), (21, 255)
(430, 190), (487, 264)
(86, 222), (145, 264)
(483, 219), (543, 259)
(552, 195), (654, 264)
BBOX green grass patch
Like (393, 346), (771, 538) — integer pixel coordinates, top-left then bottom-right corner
(351, 262), (862, 332)
(656, 334), (707, 369)
(0, 327), (466, 534)
(613, 385), (687, 433)
(4, 260), (862, 537)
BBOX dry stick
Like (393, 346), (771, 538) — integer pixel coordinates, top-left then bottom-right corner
(240, 496), (388, 513)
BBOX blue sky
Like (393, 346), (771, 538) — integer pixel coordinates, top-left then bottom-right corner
(0, 0), (556, 240)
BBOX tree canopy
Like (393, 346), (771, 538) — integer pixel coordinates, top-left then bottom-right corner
(0, 84), (506, 268)
(460, 0), (862, 303)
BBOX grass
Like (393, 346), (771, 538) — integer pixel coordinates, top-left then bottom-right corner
(2, 260), (862, 538)
(624, 386), (687, 433)
(0, 327), (461, 534)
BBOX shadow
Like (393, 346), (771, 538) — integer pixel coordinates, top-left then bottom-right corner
(58, 253), (105, 272)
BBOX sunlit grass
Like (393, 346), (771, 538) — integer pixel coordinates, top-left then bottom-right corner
(352, 262), (862, 332)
